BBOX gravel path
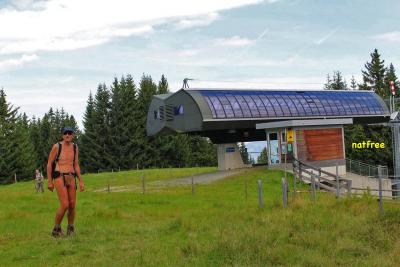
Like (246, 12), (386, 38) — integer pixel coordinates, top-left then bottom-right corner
(94, 168), (252, 192)
(152, 168), (250, 186)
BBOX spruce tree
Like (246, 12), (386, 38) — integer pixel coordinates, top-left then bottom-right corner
(257, 147), (268, 164)
(188, 136), (217, 167)
(80, 92), (102, 172)
(107, 75), (138, 169)
(238, 142), (250, 164)
(109, 77), (125, 169)
(325, 71), (347, 90)
(158, 74), (169, 94)
(332, 71), (347, 90)
(350, 76), (358, 90)
(29, 116), (42, 168)
(0, 89), (18, 183)
(38, 113), (52, 172)
(384, 63), (400, 96)
(92, 83), (115, 170)
(0, 91), (36, 182)
(324, 74), (332, 90)
(12, 114), (36, 179)
(360, 49), (386, 97)
(137, 75), (158, 167)
(122, 74), (139, 169)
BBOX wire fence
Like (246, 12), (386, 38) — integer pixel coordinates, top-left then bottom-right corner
(95, 162), (399, 217)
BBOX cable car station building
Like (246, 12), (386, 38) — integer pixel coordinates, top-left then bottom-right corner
(146, 89), (390, 174)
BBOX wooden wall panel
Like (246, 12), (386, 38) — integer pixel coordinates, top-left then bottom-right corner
(296, 128), (344, 161)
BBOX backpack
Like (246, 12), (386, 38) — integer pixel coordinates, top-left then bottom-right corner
(51, 142), (77, 178)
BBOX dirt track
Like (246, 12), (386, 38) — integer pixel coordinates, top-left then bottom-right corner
(93, 168), (253, 192)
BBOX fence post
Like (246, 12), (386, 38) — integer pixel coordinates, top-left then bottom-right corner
(293, 162), (297, 199)
(349, 159), (352, 173)
(347, 180), (352, 197)
(112, 169), (113, 173)
(311, 171), (316, 204)
(191, 176), (195, 195)
(258, 179), (263, 209)
(317, 168), (321, 190)
(119, 166), (121, 172)
(107, 179), (110, 193)
(137, 164), (139, 171)
(141, 175), (145, 194)
(14, 173), (17, 183)
(378, 166), (384, 215)
(336, 162), (340, 199)
(98, 169), (99, 174)
(282, 177), (287, 208)
(299, 162), (302, 182)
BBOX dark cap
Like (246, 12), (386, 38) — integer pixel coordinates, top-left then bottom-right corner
(62, 126), (74, 134)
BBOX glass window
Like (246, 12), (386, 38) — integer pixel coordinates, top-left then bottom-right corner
(204, 96), (217, 118)
(218, 95), (235, 118)
(259, 95), (277, 117)
(268, 95), (284, 116)
(243, 95), (260, 117)
(235, 95), (252, 117)
(276, 96), (292, 116)
(226, 95), (244, 117)
(252, 95), (268, 117)
(200, 90), (386, 119)
(209, 96), (226, 118)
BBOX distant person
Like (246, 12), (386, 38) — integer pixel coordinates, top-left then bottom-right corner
(35, 169), (44, 193)
(47, 126), (84, 237)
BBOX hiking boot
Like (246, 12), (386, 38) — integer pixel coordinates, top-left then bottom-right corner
(67, 225), (75, 236)
(51, 226), (63, 238)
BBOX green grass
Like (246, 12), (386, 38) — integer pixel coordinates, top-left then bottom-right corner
(0, 167), (399, 267)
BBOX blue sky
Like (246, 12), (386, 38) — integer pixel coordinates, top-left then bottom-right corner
(0, 0), (399, 156)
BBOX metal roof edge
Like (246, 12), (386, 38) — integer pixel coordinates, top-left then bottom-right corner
(256, 118), (354, 130)
(185, 88), (375, 93)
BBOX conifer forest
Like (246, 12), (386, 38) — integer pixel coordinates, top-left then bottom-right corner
(0, 49), (399, 183)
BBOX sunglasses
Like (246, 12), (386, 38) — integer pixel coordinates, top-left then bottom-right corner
(63, 131), (74, 135)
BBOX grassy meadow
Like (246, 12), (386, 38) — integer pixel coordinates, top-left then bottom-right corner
(0, 167), (399, 266)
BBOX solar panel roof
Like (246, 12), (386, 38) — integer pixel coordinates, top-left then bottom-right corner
(197, 90), (388, 119)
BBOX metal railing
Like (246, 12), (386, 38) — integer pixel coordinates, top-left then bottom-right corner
(346, 158), (388, 178)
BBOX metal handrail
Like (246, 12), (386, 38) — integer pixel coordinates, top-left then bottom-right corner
(346, 158), (388, 178)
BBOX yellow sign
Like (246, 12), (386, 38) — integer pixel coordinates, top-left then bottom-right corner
(287, 129), (294, 142)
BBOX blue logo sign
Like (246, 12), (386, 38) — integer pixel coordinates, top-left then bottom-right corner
(226, 147), (235, 153)
(174, 105), (184, 115)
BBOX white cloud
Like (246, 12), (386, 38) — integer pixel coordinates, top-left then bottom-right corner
(6, 0), (48, 11)
(174, 13), (219, 30)
(0, 54), (38, 71)
(214, 36), (256, 47)
(0, 0), (262, 55)
(172, 55), (318, 68)
(176, 49), (201, 57)
(372, 31), (400, 43)
(184, 76), (325, 90)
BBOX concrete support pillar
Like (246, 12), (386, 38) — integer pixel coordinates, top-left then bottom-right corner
(217, 143), (246, 171)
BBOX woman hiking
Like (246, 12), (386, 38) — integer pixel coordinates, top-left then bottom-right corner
(47, 126), (84, 237)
